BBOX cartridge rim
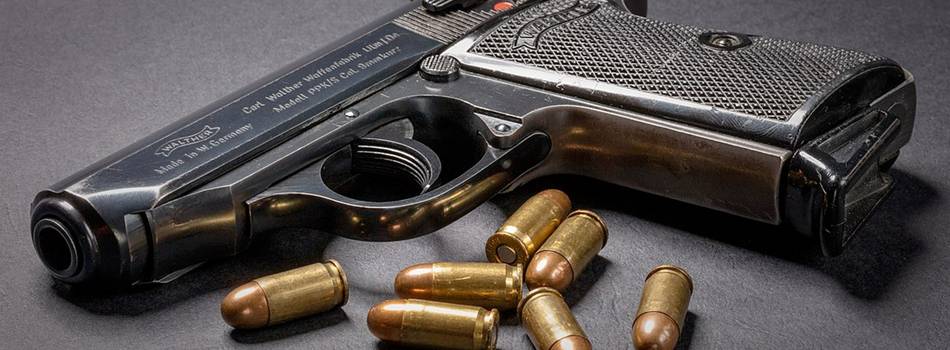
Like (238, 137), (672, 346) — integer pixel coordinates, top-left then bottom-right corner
(567, 209), (609, 247)
(512, 263), (524, 305)
(326, 259), (349, 306)
(484, 308), (500, 350)
(486, 232), (530, 266)
(517, 287), (563, 319)
(645, 264), (693, 293)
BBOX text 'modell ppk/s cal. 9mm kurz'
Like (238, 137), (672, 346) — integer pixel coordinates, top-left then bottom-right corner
(29, 0), (916, 286)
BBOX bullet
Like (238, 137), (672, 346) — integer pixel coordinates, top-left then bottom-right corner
(367, 299), (499, 350)
(395, 262), (523, 310)
(486, 189), (571, 266)
(632, 265), (693, 350)
(220, 260), (348, 329)
(518, 287), (592, 350)
(525, 210), (607, 291)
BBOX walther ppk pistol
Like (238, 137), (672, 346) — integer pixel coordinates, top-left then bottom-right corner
(31, 0), (915, 286)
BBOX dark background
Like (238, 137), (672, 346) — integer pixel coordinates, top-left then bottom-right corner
(1, 0), (948, 348)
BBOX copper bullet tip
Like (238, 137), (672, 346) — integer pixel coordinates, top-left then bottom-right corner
(394, 263), (434, 299)
(537, 189), (571, 212)
(551, 335), (593, 350)
(220, 281), (270, 329)
(367, 300), (405, 342)
(632, 312), (680, 350)
(525, 250), (574, 291)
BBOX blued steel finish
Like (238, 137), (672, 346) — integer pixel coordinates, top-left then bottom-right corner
(30, 0), (916, 287)
(519, 287), (592, 350)
(485, 189), (571, 266)
(367, 299), (499, 350)
(612, 0), (647, 15)
(395, 262), (523, 310)
(29, 1), (532, 285)
(442, 0), (914, 250)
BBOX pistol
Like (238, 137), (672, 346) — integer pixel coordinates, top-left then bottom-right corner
(30, 0), (915, 286)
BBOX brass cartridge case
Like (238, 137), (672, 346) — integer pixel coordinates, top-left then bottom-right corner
(367, 299), (499, 350)
(526, 210), (607, 291)
(486, 189), (571, 266)
(518, 287), (592, 350)
(632, 265), (693, 350)
(395, 262), (523, 310)
(220, 260), (348, 329)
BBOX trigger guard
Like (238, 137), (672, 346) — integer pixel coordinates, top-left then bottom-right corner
(246, 132), (551, 241)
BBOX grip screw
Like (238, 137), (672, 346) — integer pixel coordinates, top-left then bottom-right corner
(711, 36), (739, 48)
(699, 32), (752, 51)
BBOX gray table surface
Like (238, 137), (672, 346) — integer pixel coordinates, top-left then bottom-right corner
(2, 0), (948, 349)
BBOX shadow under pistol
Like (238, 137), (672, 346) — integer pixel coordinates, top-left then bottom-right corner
(30, 0), (916, 287)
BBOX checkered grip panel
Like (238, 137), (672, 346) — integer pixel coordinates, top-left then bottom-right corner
(470, 0), (887, 121)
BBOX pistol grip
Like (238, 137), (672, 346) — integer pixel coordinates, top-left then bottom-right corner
(432, 0), (915, 255)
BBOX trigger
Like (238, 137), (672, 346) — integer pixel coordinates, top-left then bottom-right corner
(351, 137), (443, 194)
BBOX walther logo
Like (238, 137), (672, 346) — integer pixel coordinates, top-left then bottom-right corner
(155, 125), (220, 157)
(513, 1), (600, 49)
